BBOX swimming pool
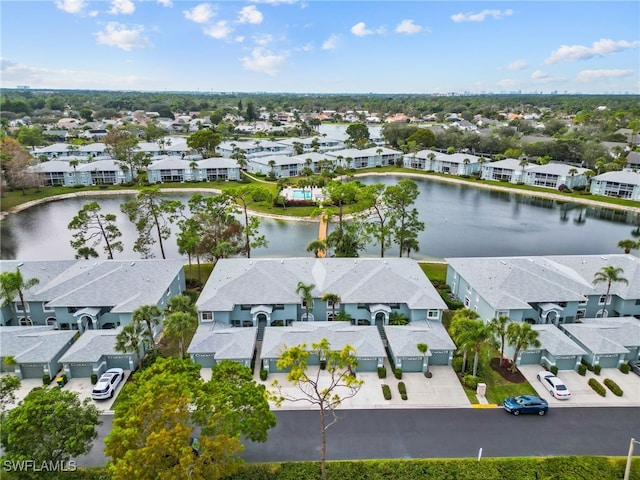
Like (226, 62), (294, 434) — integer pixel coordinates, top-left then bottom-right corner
(291, 189), (312, 200)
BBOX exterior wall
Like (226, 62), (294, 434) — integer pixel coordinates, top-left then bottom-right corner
(542, 352), (580, 371)
(590, 180), (640, 201)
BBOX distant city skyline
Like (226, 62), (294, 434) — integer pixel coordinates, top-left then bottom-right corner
(1, 1), (639, 95)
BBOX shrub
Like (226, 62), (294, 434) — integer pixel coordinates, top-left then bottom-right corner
(382, 384), (392, 400)
(603, 378), (623, 397)
(394, 368), (403, 380)
(260, 369), (268, 381)
(577, 364), (587, 376)
(550, 365), (558, 375)
(377, 366), (387, 379)
(42, 374), (51, 385)
(588, 378), (606, 397)
(462, 375), (480, 390)
(320, 360), (327, 370)
(620, 363), (630, 374)
(90, 373), (98, 385)
(452, 357), (463, 373)
(398, 382), (407, 395)
(581, 359), (594, 371)
(593, 364), (601, 375)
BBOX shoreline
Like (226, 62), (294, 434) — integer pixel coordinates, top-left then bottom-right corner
(2, 173), (639, 223)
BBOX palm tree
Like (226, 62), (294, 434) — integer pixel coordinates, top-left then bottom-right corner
(115, 321), (147, 370)
(163, 311), (196, 358)
(617, 239), (638, 254)
(296, 281), (315, 321)
(506, 323), (540, 373)
(488, 316), (510, 367)
(268, 159), (276, 177)
(417, 342), (428, 373)
(0, 269), (40, 323)
(306, 239), (327, 258)
(518, 156), (529, 182)
(165, 294), (197, 317)
(593, 266), (628, 316)
(132, 305), (162, 349)
(388, 311), (409, 325)
(462, 158), (470, 175)
(321, 292), (340, 320)
(449, 308), (480, 374)
(467, 320), (491, 377)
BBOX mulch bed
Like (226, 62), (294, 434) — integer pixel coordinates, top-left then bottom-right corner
(490, 357), (527, 384)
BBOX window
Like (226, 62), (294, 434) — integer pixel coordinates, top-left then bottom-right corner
(15, 302), (29, 312)
(43, 302), (54, 312)
(46, 317), (57, 326)
(495, 310), (509, 318)
(427, 310), (439, 319)
(576, 309), (586, 319)
(273, 304), (284, 311)
(598, 295), (611, 305)
(242, 320), (253, 327)
(231, 320), (241, 327)
(326, 299), (340, 308)
(201, 312), (213, 322)
(464, 297), (470, 308)
(357, 303), (368, 310)
(68, 307), (80, 314)
(389, 303), (400, 310)
(19, 317), (32, 326)
(466, 284), (471, 294)
(240, 304), (252, 311)
(579, 298), (588, 306)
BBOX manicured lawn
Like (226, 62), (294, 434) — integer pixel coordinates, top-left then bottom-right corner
(418, 262), (448, 284)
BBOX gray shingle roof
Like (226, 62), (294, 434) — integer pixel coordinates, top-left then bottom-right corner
(188, 323), (257, 360)
(561, 317), (640, 354)
(196, 258), (446, 312)
(260, 321), (385, 359)
(530, 324), (587, 356)
(384, 320), (456, 356)
(58, 328), (123, 363)
(593, 170), (640, 186)
(0, 326), (76, 363)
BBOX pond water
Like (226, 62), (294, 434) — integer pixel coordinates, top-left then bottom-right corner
(1, 175), (638, 261)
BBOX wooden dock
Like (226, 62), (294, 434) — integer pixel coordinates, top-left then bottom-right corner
(317, 214), (328, 258)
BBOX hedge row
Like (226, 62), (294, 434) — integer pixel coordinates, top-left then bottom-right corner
(604, 378), (623, 397)
(588, 378), (607, 397)
(225, 457), (639, 480)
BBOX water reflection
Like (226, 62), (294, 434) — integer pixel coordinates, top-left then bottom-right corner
(0, 176), (636, 261)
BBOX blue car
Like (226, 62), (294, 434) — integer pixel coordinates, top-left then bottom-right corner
(503, 395), (549, 416)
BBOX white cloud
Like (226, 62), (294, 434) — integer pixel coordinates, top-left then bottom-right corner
(183, 4), (215, 24)
(576, 69), (635, 82)
(250, 0), (298, 4)
(235, 36), (245, 43)
(89, 10), (99, 17)
(322, 33), (339, 50)
(351, 22), (385, 37)
(531, 70), (549, 80)
(95, 22), (152, 51)
(55, 0), (87, 14)
(395, 19), (421, 34)
(237, 5), (263, 24)
(545, 38), (640, 64)
(254, 34), (273, 46)
(157, 0), (173, 6)
(241, 47), (286, 75)
(108, 0), (135, 15)
(503, 60), (528, 71)
(204, 21), (233, 40)
(451, 9), (513, 23)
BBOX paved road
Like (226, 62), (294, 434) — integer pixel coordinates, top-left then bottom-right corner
(77, 407), (640, 467)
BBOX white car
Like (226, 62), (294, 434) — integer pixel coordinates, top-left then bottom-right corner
(537, 370), (571, 400)
(91, 368), (125, 400)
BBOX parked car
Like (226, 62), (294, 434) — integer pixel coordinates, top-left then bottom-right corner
(503, 395), (549, 416)
(91, 368), (125, 400)
(629, 359), (640, 376)
(537, 370), (571, 400)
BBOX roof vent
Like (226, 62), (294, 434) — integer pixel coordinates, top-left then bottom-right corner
(500, 260), (506, 265)
(600, 256), (607, 260)
(17, 262), (24, 267)
(130, 262), (136, 266)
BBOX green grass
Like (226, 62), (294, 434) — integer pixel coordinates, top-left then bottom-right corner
(418, 262), (448, 284)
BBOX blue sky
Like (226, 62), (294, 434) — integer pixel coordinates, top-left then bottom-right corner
(1, 1), (639, 94)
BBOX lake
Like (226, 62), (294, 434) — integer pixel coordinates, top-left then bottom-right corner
(1, 175), (638, 261)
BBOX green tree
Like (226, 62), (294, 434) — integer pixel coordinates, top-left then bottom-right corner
(407, 128), (435, 149)
(449, 308), (481, 374)
(187, 129), (222, 158)
(296, 281), (315, 321)
(165, 294), (198, 317)
(506, 322), (541, 373)
(321, 292), (340, 320)
(384, 179), (424, 257)
(488, 315), (510, 368)
(164, 312), (196, 358)
(417, 342), (429, 373)
(115, 321), (147, 369)
(0, 137), (39, 194)
(271, 339), (363, 480)
(121, 187), (183, 259)
(306, 239), (327, 258)
(0, 269), (39, 324)
(0, 387), (100, 469)
(345, 122), (370, 148)
(361, 183), (393, 257)
(105, 357), (244, 480)
(617, 239), (638, 254)
(68, 201), (123, 259)
(16, 125), (44, 150)
(225, 186), (271, 258)
(104, 127), (141, 181)
(177, 216), (203, 284)
(466, 319), (492, 377)
(592, 266), (628, 316)
(132, 304), (162, 350)
(0, 374), (21, 413)
(389, 311), (409, 325)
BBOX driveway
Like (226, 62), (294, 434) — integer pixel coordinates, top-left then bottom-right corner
(2, 371), (131, 413)
(518, 365), (640, 407)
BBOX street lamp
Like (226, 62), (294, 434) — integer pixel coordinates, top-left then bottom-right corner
(624, 437), (640, 480)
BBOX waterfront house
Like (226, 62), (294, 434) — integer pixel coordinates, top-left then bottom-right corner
(194, 157), (242, 181)
(146, 156), (195, 183)
(522, 163), (589, 189)
(76, 159), (131, 185)
(481, 158), (533, 183)
(590, 170), (640, 201)
(384, 320), (456, 372)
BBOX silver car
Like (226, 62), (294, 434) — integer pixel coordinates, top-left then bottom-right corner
(537, 370), (571, 400)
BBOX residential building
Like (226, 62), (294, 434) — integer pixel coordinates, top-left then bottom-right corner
(523, 163), (589, 189)
(590, 170), (640, 201)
